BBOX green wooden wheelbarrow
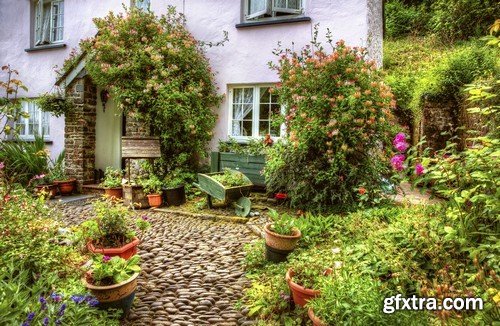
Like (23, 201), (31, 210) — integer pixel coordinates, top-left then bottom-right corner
(194, 170), (253, 217)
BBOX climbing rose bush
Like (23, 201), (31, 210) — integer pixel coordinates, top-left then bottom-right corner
(81, 7), (222, 171)
(265, 37), (397, 212)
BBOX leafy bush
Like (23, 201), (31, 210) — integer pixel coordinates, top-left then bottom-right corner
(429, 0), (500, 42)
(100, 167), (123, 188)
(385, 0), (430, 38)
(81, 7), (222, 172)
(36, 92), (74, 118)
(265, 33), (396, 212)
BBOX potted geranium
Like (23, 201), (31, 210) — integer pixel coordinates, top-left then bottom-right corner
(140, 174), (163, 208)
(264, 209), (301, 263)
(286, 255), (335, 307)
(82, 254), (141, 317)
(78, 198), (150, 259)
(30, 173), (57, 199)
(162, 169), (187, 206)
(101, 167), (123, 199)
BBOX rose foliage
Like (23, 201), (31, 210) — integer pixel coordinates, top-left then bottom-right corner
(81, 7), (221, 171)
(265, 33), (397, 212)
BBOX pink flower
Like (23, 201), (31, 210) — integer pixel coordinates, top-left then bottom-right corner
(393, 133), (408, 153)
(415, 163), (425, 176)
(0, 162), (4, 170)
(102, 255), (111, 263)
(34, 174), (46, 180)
(391, 154), (405, 171)
(141, 214), (149, 221)
(394, 141), (409, 152)
(393, 132), (406, 144)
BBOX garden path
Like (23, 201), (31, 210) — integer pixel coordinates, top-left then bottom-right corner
(56, 199), (258, 326)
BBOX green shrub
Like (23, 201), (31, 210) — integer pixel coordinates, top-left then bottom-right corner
(265, 33), (396, 213)
(429, 0), (500, 42)
(385, 0), (430, 38)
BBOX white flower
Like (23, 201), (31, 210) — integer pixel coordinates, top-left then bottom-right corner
(334, 261), (343, 269)
(331, 247), (341, 255)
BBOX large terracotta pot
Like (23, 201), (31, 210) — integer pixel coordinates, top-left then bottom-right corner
(264, 223), (301, 251)
(55, 179), (76, 196)
(147, 193), (162, 208)
(104, 187), (123, 200)
(35, 184), (57, 199)
(87, 237), (140, 260)
(83, 272), (139, 318)
(308, 308), (326, 326)
(285, 268), (333, 307)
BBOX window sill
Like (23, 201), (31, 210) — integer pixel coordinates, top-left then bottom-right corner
(236, 16), (311, 29)
(25, 43), (66, 52)
(5, 138), (53, 144)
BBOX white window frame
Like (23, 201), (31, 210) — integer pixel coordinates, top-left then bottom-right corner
(15, 101), (51, 140)
(244, 0), (303, 22)
(34, 0), (64, 46)
(228, 85), (284, 142)
(132, 0), (151, 11)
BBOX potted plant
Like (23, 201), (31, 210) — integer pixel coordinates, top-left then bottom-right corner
(82, 254), (141, 317)
(78, 198), (150, 259)
(286, 256), (334, 307)
(140, 174), (163, 208)
(101, 167), (123, 199)
(36, 92), (74, 118)
(162, 169), (187, 206)
(264, 209), (301, 263)
(51, 159), (75, 196)
(30, 173), (57, 199)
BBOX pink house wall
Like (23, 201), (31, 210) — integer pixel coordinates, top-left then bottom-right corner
(0, 0), (381, 157)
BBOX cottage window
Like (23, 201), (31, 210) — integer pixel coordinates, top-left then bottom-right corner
(34, 0), (64, 46)
(229, 86), (281, 139)
(133, 0), (151, 11)
(244, 0), (303, 21)
(15, 102), (51, 139)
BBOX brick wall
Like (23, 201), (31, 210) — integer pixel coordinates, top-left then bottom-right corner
(64, 76), (97, 190)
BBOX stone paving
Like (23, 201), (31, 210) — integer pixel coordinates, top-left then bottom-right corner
(56, 199), (258, 326)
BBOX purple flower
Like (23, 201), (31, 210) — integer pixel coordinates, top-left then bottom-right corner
(34, 174), (46, 180)
(50, 292), (63, 302)
(415, 163), (425, 176)
(55, 319), (62, 325)
(70, 295), (85, 304)
(0, 162), (4, 170)
(26, 312), (35, 321)
(87, 298), (99, 307)
(141, 214), (149, 221)
(394, 141), (409, 152)
(39, 296), (47, 309)
(43, 317), (49, 326)
(58, 303), (67, 316)
(390, 154), (406, 172)
(393, 132), (406, 144)
(21, 322), (30, 326)
(102, 255), (111, 262)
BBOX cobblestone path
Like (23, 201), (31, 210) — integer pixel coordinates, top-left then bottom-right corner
(57, 199), (258, 326)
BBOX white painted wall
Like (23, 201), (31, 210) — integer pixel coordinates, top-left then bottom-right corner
(0, 0), (379, 156)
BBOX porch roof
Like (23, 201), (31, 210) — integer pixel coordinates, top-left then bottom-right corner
(55, 52), (88, 87)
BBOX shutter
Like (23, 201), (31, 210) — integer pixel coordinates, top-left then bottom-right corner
(273, 0), (302, 14)
(246, 0), (270, 20)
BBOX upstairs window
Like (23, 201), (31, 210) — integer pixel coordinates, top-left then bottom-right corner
(34, 0), (64, 46)
(133, 0), (151, 11)
(244, 0), (303, 21)
(15, 101), (51, 139)
(229, 85), (282, 139)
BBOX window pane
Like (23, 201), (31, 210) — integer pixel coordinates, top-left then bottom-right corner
(288, 0), (300, 10)
(242, 120), (253, 136)
(231, 121), (242, 136)
(260, 87), (271, 103)
(259, 104), (269, 119)
(270, 123), (280, 137)
(249, 0), (266, 14)
(42, 111), (50, 136)
(274, 0), (286, 8)
(259, 121), (269, 136)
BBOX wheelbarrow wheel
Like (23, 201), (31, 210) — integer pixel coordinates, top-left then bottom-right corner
(234, 197), (251, 217)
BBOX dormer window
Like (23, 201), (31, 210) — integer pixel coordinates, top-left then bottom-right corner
(245, 0), (303, 22)
(34, 0), (64, 46)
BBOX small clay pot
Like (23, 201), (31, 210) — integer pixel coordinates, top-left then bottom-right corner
(264, 223), (301, 251)
(55, 179), (76, 196)
(87, 237), (140, 260)
(104, 187), (123, 200)
(308, 308), (326, 326)
(147, 193), (162, 208)
(286, 268), (333, 307)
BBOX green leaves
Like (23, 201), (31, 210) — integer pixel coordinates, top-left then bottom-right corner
(90, 255), (141, 286)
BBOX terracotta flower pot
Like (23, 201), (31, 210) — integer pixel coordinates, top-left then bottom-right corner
(286, 268), (333, 307)
(264, 223), (301, 251)
(104, 187), (123, 200)
(147, 193), (162, 208)
(87, 237), (140, 260)
(55, 179), (76, 196)
(35, 184), (57, 199)
(83, 271), (139, 318)
(308, 308), (326, 326)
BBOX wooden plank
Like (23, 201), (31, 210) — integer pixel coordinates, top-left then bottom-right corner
(219, 152), (266, 164)
(122, 137), (161, 158)
(210, 152), (220, 172)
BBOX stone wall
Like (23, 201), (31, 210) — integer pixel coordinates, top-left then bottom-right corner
(64, 76), (97, 190)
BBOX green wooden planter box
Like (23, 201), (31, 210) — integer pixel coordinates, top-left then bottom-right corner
(210, 152), (266, 187)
